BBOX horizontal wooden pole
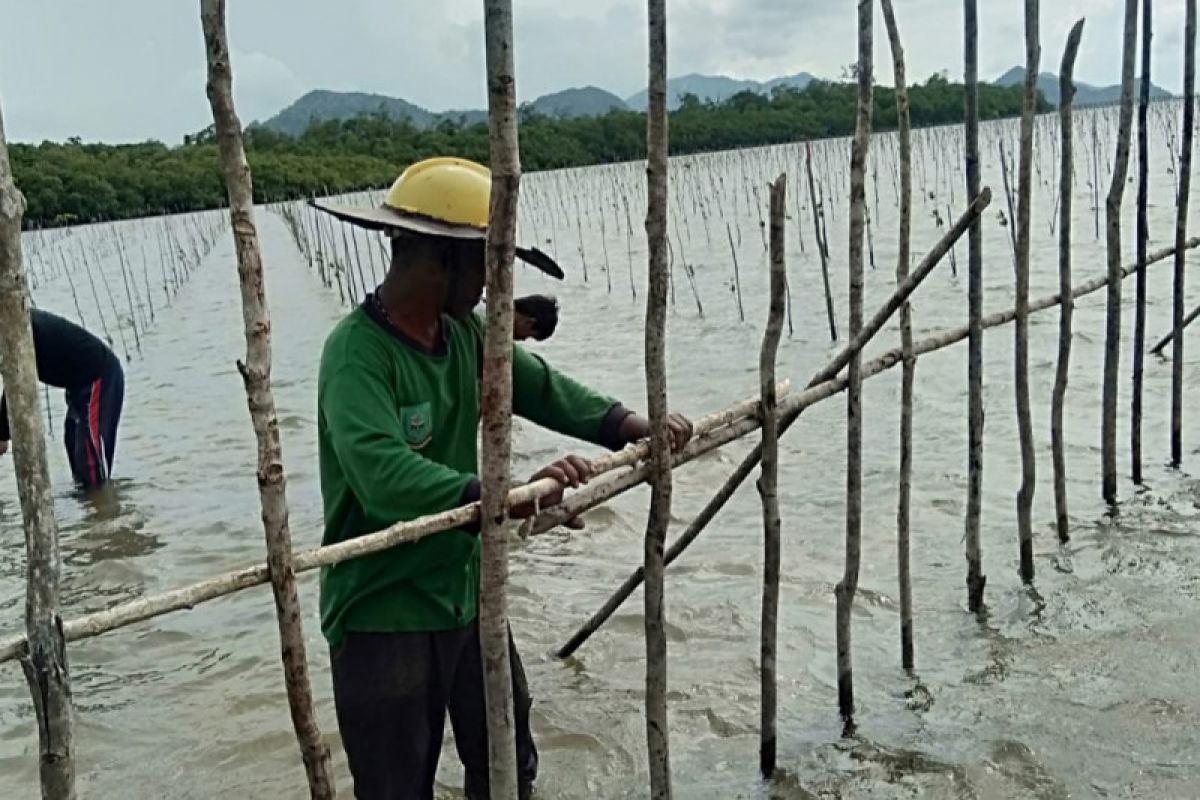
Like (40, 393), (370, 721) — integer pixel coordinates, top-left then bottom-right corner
(0, 382), (787, 665)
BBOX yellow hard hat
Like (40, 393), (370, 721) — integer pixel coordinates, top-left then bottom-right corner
(311, 156), (564, 278)
(384, 157), (490, 230)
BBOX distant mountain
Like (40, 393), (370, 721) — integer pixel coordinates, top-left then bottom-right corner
(527, 86), (628, 118)
(257, 89), (436, 135)
(625, 72), (817, 111)
(994, 67), (1173, 107)
(257, 72), (821, 136)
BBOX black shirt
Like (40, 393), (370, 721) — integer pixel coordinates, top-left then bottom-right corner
(0, 309), (118, 439)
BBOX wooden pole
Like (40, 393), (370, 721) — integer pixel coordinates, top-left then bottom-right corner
(554, 235), (1197, 662)
(1153, 302), (1200, 355)
(199, 4), (336, 797)
(1053, 20), (1086, 544)
(3, 235), (1194, 674)
(1102, 0), (1140, 505)
(1171, 0), (1196, 467)
(837, 0), (873, 724)
(479, 0), (522, 794)
(644, 0), (673, 793)
(758, 174), (786, 778)
(963, 0), (987, 612)
(1131, 0), (1152, 485)
(0, 98), (76, 800)
(880, 0), (915, 671)
(1014, 0), (1040, 583)
(807, 142), (838, 341)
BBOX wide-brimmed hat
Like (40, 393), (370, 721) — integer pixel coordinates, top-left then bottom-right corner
(309, 157), (564, 279)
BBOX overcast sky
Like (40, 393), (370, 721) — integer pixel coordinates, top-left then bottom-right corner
(0, 1), (1190, 144)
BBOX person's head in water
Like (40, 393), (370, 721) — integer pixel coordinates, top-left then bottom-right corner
(514, 294), (559, 341)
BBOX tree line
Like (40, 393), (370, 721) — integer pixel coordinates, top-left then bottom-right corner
(11, 75), (1043, 228)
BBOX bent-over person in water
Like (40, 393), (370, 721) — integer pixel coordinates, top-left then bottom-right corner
(513, 294), (558, 342)
(312, 157), (692, 800)
(0, 309), (125, 489)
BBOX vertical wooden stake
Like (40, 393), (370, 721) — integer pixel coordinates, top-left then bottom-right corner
(806, 143), (838, 341)
(1172, 0), (1196, 467)
(963, 0), (987, 612)
(880, 0), (916, 670)
(0, 100), (76, 800)
(1053, 20), (1086, 544)
(836, 0), (873, 726)
(1131, 0), (1152, 485)
(199, 4), (336, 798)
(1102, 0), (1140, 505)
(1014, 0), (1040, 583)
(645, 0), (674, 795)
(479, 0), (522, 796)
(758, 174), (787, 778)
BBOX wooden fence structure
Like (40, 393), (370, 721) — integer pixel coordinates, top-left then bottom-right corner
(0, 0), (1196, 798)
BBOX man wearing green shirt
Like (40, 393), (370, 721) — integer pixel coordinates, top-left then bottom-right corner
(314, 157), (692, 800)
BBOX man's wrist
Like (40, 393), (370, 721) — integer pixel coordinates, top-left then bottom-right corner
(618, 413), (649, 444)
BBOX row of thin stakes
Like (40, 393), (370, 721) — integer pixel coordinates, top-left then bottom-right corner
(24, 213), (219, 361)
(0, 1), (1196, 799)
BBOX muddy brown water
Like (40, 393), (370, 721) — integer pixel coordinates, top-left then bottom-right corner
(2, 111), (1200, 798)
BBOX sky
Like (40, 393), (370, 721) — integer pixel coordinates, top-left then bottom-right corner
(0, 1), (1190, 145)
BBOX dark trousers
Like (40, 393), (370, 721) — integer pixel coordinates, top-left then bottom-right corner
(331, 620), (538, 800)
(63, 359), (124, 489)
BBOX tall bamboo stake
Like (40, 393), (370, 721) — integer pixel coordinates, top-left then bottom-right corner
(1053, 20), (1086, 544)
(880, 0), (915, 671)
(1014, 0), (1040, 583)
(1102, 0), (1140, 505)
(758, 174), (786, 778)
(1172, 0), (1197, 467)
(199, 4), (335, 798)
(644, 0), (673, 793)
(0, 99), (76, 800)
(836, 0), (873, 724)
(479, 0), (522, 795)
(1131, 0), (1152, 485)
(963, 0), (987, 613)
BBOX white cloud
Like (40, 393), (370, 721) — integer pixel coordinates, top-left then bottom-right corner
(0, 0), (1190, 143)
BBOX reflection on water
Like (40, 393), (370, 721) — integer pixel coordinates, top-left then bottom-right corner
(2, 113), (1200, 797)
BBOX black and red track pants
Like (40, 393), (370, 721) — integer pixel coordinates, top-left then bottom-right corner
(63, 359), (124, 489)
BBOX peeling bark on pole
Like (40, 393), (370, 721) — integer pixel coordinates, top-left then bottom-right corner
(1171, 0), (1196, 467)
(1131, 0), (1152, 485)
(1102, 0), (1140, 505)
(479, 0), (522, 796)
(644, 0), (673, 795)
(0, 100), (76, 800)
(836, 0), (873, 726)
(758, 174), (787, 778)
(1014, 0), (1040, 583)
(199, 4), (335, 798)
(880, 0), (915, 671)
(963, 0), (987, 613)
(1053, 20), (1086, 544)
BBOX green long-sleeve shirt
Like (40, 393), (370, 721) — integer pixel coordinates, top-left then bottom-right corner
(318, 301), (629, 647)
